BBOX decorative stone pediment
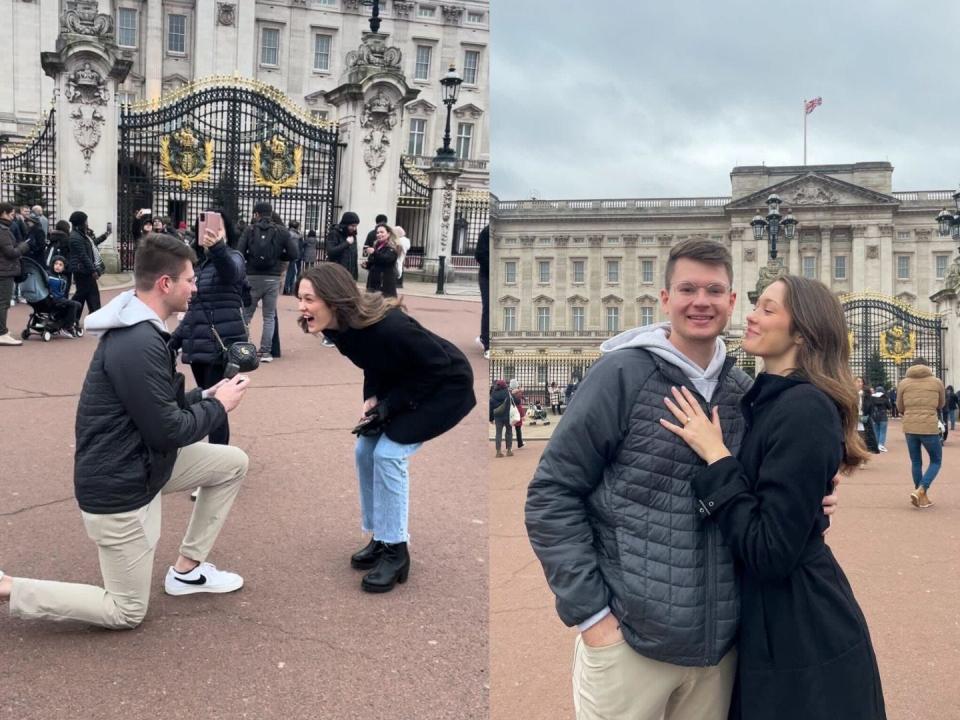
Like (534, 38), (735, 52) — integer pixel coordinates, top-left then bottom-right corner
(727, 172), (899, 211)
(896, 292), (916, 305)
(162, 74), (190, 93)
(453, 103), (483, 119)
(304, 90), (328, 105)
(532, 294), (555, 305)
(498, 294), (520, 304)
(636, 294), (658, 304)
(601, 294), (624, 305)
(406, 99), (437, 115)
(567, 294), (590, 305)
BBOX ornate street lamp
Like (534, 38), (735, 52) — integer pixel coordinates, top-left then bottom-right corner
(750, 194), (798, 260)
(359, 0), (382, 33)
(935, 185), (960, 244)
(434, 65), (463, 164)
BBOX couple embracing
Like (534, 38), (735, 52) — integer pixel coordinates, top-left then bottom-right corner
(526, 239), (886, 720)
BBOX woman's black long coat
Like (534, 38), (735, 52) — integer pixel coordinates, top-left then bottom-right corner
(691, 373), (886, 720)
(324, 307), (476, 445)
(365, 243), (398, 297)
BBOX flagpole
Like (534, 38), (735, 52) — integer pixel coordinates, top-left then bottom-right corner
(803, 99), (807, 166)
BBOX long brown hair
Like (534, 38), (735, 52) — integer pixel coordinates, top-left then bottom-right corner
(375, 223), (399, 250)
(297, 263), (403, 331)
(774, 275), (868, 471)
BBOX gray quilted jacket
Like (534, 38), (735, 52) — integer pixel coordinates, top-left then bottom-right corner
(525, 346), (752, 666)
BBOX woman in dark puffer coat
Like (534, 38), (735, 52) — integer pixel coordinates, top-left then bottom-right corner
(170, 215), (247, 445)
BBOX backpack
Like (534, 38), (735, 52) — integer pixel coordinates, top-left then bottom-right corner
(245, 225), (281, 271)
(869, 396), (887, 424)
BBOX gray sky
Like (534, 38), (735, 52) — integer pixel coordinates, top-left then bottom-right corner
(491, 1), (960, 200)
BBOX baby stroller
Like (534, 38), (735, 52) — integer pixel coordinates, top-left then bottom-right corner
(526, 400), (551, 425)
(17, 257), (84, 342)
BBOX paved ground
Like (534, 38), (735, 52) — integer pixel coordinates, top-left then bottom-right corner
(1, 287), (488, 720)
(490, 423), (960, 720)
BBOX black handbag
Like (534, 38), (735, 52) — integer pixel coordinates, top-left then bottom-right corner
(199, 301), (259, 376)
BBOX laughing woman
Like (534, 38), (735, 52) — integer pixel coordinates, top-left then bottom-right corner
(297, 263), (476, 592)
(660, 275), (885, 720)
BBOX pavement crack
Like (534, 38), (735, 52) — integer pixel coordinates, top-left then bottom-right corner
(0, 495), (75, 517)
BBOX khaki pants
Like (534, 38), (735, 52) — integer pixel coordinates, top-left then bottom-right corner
(572, 636), (736, 720)
(9, 443), (248, 629)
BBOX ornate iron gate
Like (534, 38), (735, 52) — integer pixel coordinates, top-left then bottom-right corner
(396, 156), (432, 269)
(118, 77), (339, 270)
(842, 293), (945, 385)
(1, 108), (57, 220)
(452, 189), (489, 262)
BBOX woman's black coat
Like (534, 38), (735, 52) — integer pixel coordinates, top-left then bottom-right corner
(691, 373), (885, 720)
(68, 229), (95, 276)
(489, 386), (511, 422)
(365, 243), (398, 297)
(170, 241), (248, 364)
(324, 308), (476, 445)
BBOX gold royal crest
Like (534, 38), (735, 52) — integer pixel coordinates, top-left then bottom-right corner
(160, 127), (214, 190)
(251, 135), (303, 197)
(878, 326), (916, 365)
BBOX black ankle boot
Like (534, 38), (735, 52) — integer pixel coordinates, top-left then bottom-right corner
(361, 542), (410, 593)
(350, 538), (385, 570)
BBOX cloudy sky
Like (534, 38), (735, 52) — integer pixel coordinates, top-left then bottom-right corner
(490, 0), (960, 200)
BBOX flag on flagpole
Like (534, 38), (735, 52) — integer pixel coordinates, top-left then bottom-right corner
(805, 97), (823, 114)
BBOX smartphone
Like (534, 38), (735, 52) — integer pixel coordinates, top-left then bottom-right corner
(106, 221), (112, 234)
(140, 208), (151, 216)
(198, 211), (224, 242)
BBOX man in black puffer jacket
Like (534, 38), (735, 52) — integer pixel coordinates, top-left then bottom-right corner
(526, 239), (837, 720)
(325, 211), (360, 280)
(0, 234), (252, 630)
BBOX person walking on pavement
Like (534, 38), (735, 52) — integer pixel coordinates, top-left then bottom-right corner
(659, 275), (885, 720)
(237, 201), (298, 364)
(296, 263), (475, 593)
(869, 385), (892, 452)
(302, 229), (320, 269)
(394, 225), (410, 289)
(475, 224), (490, 359)
(283, 220), (304, 295)
(490, 379), (514, 457)
(0, 233), (251, 629)
(525, 240), (840, 720)
(326, 211), (360, 280)
(0, 202), (30, 346)
(856, 376), (880, 454)
(363, 223), (400, 298)
(68, 211), (103, 320)
(945, 385), (958, 430)
(897, 358), (945, 508)
(510, 379), (526, 449)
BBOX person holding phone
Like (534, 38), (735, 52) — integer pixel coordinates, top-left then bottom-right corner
(170, 210), (247, 446)
(296, 263), (476, 593)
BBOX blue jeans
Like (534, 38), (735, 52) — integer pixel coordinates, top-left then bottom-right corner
(242, 275), (280, 353)
(905, 433), (942, 490)
(354, 433), (423, 544)
(873, 420), (888, 448)
(950, 409), (957, 430)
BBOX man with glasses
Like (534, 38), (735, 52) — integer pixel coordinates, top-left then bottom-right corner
(526, 239), (836, 720)
(0, 234), (251, 629)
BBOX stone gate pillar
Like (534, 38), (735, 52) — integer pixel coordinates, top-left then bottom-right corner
(41, 1), (131, 273)
(424, 164), (461, 277)
(326, 31), (418, 267)
(931, 259), (960, 384)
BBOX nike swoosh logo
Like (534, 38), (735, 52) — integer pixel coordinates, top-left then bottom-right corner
(175, 574), (207, 585)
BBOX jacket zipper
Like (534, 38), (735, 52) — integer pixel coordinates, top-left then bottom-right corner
(704, 395), (719, 665)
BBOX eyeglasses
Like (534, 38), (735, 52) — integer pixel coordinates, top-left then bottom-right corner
(168, 275), (198, 286)
(671, 282), (730, 298)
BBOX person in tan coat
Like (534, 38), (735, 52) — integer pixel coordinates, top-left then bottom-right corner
(897, 359), (945, 508)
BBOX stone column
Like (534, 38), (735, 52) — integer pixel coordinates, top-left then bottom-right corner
(326, 31), (419, 271)
(144, 0), (163, 100)
(879, 226), (894, 296)
(788, 232), (800, 276)
(42, 1), (132, 273)
(819, 225), (832, 282)
(852, 225), (868, 292)
(931, 260), (960, 384)
(194, 0), (217, 78)
(423, 164), (460, 278)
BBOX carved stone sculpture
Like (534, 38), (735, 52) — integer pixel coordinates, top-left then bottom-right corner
(217, 3), (236, 26)
(748, 258), (787, 304)
(944, 257), (960, 294)
(440, 177), (455, 252)
(61, 0), (114, 37)
(441, 5), (464, 24)
(71, 106), (105, 173)
(64, 62), (109, 106)
(360, 90), (399, 189)
(866, 245), (880, 260)
(788, 182), (836, 205)
(393, 1), (414, 18)
(345, 34), (402, 71)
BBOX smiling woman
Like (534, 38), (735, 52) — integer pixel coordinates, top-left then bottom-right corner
(295, 263), (477, 593)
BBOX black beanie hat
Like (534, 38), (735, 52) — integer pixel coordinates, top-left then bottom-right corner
(340, 211), (360, 226)
(69, 211), (88, 227)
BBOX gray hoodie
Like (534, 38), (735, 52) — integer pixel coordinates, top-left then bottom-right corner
(600, 321), (728, 402)
(83, 289), (167, 338)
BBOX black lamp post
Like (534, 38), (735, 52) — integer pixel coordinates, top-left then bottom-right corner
(434, 65), (463, 164)
(359, 0), (382, 33)
(750, 193), (798, 260)
(935, 187), (960, 248)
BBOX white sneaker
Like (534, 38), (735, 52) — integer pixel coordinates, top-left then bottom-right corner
(483, 350), (490, 360)
(879, 445), (888, 452)
(475, 336), (485, 349)
(164, 562), (244, 596)
(0, 333), (23, 346)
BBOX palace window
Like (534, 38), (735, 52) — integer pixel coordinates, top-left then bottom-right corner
(503, 307), (517, 332)
(897, 230), (910, 241)
(408, 118), (426, 155)
(167, 14), (186, 54)
(313, 34), (332, 71)
(260, 27), (281, 66)
(802, 256), (817, 279)
(118, 8), (137, 48)
(606, 307), (620, 333)
(418, 5), (437, 18)
(463, 50), (480, 85)
(116, 91), (136, 106)
(641, 259), (654, 283)
(572, 260), (585, 284)
(466, 10), (485, 24)
(456, 122), (473, 159)
(606, 259), (620, 283)
(504, 261), (517, 284)
(538, 260), (550, 283)
(305, 205), (320, 232)
(640, 306), (654, 326)
(310, 109), (328, 121)
(537, 307), (551, 332)
(834, 255), (847, 280)
(897, 255), (911, 280)
(935, 254), (950, 280)
(572, 306), (585, 332)
(414, 45), (432, 80)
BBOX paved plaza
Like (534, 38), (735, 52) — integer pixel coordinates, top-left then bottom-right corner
(491, 427), (960, 720)
(1, 286), (488, 720)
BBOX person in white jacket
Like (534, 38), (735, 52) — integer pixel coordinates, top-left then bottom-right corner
(394, 225), (410, 289)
